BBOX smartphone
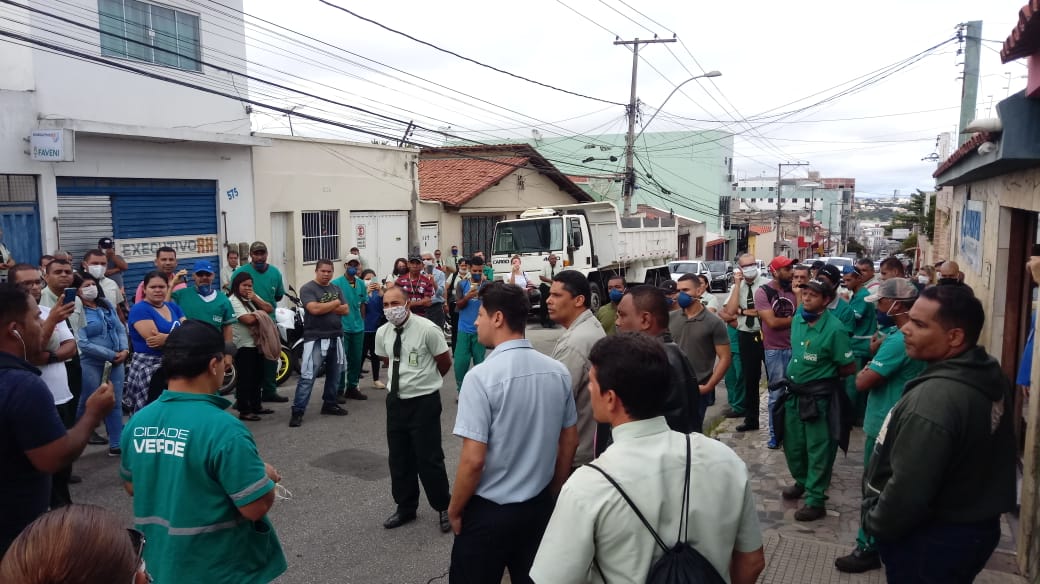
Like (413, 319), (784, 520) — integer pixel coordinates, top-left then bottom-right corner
(63, 287), (77, 305)
(101, 361), (113, 385)
(471, 273), (481, 282)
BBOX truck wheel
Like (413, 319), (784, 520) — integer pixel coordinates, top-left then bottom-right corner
(588, 282), (603, 312)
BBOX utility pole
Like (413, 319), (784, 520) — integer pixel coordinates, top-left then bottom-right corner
(776, 161), (809, 253)
(398, 121), (415, 148)
(615, 37), (675, 217)
(957, 21), (982, 146)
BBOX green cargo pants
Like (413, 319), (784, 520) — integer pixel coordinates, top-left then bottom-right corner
(725, 326), (745, 415)
(783, 396), (838, 508)
(453, 331), (486, 391)
(855, 434), (878, 551)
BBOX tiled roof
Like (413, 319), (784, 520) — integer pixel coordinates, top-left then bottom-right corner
(418, 157), (527, 206)
(932, 132), (994, 177)
(419, 144), (591, 206)
(749, 225), (772, 235)
(1002, 0), (1040, 63)
(706, 237), (726, 247)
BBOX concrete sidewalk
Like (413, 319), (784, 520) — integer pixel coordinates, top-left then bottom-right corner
(709, 393), (1026, 583)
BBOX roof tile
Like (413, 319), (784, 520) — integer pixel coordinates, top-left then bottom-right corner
(932, 132), (993, 177)
(418, 157), (528, 206)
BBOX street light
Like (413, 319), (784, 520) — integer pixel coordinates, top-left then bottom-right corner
(635, 71), (722, 140)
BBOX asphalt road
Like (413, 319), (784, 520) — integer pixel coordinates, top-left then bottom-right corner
(70, 319), (729, 584)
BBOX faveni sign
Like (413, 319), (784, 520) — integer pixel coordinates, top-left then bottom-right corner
(30, 129), (75, 162)
(117, 234), (220, 261)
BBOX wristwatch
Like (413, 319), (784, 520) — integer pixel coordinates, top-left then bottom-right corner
(46, 351), (59, 364)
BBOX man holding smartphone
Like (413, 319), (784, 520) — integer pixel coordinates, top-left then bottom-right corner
(453, 256), (487, 393)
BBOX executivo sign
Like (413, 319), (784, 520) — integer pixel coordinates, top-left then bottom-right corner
(30, 129), (75, 162)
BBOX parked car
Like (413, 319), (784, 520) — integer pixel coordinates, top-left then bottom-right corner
(668, 260), (711, 282)
(814, 256), (855, 270)
(705, 260), (733, 292)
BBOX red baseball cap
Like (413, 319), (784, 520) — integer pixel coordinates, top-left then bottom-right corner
(768, 256), (796, 272)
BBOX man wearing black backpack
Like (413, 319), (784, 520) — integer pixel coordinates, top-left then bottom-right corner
(531, 333), (765, 584)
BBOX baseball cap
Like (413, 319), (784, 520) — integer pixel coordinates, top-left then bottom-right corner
(192, 260), (216, 274)
(768, 256), (795, 272)
(810, 260), (825, 271)
(865, 277), (919, 303)
(344, 254), (361, 265)
(658, 280), (678, 293)
(163, 320), (228, 364)
(798, 278), (835, 298)
(408, 255), (423, 263)
(842, 265), (863, 277)
(249, 241), (267, 253)
(817, 264), (842, 286)
(97, 237), (114, 249)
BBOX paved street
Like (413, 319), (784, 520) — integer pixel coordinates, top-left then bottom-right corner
(67, 321), (1025, 584)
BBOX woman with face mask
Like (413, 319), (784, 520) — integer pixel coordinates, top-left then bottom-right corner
(384, 258), (409, 289)
(125, 271), (186, 414)
(74, 272), (127, 456)
(915, 265), (936, 290)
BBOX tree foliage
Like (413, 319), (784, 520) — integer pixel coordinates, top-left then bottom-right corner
(900, 233), (919, 252)
(846, 238), (866, 257)
(890, 190), (936, 239)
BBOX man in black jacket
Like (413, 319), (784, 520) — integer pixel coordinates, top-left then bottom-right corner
(862, 285), (1016, 583)
(615, 285), (702, 433)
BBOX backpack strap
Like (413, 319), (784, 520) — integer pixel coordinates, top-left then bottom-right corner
(586, 463), (669, 553)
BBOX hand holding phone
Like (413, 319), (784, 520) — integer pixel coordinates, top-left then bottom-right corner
(101, 361), (113, 385)
(63, 287), (78, 305)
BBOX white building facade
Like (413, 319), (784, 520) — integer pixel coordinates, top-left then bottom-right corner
(0, 0), (265, 290)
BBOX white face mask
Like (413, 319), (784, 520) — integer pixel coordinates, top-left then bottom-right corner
(458, 269), (468, 277)
(364, 278), (373, 287)
(741, 266), (759, 279)
(81, 285), (98, 301)
(917, 275), (929, 284)
(384, 305), (409, 327)
(87, 265), (106, 279)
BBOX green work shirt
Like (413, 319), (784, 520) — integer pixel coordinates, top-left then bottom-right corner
(171, 288), (235, 331)
(596, 302), (618, 335)
(863, 326), (927, 437)
(787, 309), (855, 384)
(848, 287), (878, 357)
(120, 392), (286, 584)
(827, 296), (856, 334)
(331, 275), (368, 334)
(232, 264), (285, 315)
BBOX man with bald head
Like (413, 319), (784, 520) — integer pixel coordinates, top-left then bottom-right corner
(937, 260), (973, 294)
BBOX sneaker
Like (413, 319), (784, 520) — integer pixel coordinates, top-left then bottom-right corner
(834, 548), (881, 573)
(781, 484), (805, 500)
(108, 447), (122, 457)
(723, 409), (744, 419)
(794, 505), (826, 522)
(88, 431), (107, 446)
(336, 393), (347, 405)
(263, 393), (290, 403)
(373, 380), (386, 390)
(320, 404), (349, 416)
(345, 388), (368, 401)
(766, 439), (780, 449)
(289, 412), (303, 427)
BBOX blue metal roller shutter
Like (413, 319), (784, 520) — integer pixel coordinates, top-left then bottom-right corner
(56, 178), (219, 296)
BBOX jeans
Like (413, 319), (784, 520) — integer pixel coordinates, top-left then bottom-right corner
(764, 348), (791, 443)
(292, 338), (343, 414)
(78, 355), (125, 449)
(877, 517), (1001, 584)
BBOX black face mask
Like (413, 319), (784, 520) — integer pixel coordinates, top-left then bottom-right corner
(937, 277), (960, 286)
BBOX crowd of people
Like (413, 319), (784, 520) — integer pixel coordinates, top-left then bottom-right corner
(0, 239), (1028, 584)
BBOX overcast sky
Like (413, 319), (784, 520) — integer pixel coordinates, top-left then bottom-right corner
(242, 0), (1027, 198)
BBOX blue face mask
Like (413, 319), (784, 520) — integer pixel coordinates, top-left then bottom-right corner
(875, 308), (895, 328)
(800, 307), (822, 322)
(665, 296), (675, 306)
(346, 267), (358, 277)
(253, 261), (267, 273)
(608, 288), (625, 304)
(677, 291), (695, 309)
(197, 283), (213, 296)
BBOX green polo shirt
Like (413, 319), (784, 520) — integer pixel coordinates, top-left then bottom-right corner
(787, 309), (855, 384)
(596, 302), (618, 335)
(171, 288), (236, 330)
(231, 264), (285, 315)
(863, 326), (927, 437)
(331, 275), (368, 334)
(848, 286), (878, 357)
(827, 296), (856, 334)
(120, 392), (286, 584)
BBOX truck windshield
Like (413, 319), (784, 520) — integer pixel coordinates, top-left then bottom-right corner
(493, 218), (563, 255)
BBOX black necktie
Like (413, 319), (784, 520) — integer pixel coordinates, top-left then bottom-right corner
(390, 326), (403, 395)
(551, 266), (555, 277)
(745, 284), (756, 328)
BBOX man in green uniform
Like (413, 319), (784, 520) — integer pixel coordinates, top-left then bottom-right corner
(780, 278), (856, 522)
(835, 277), (926, 573)
(841, 265), (877, 425)
(595, 275), (625, 335)
(333, 254), (368, 402)
(120, 321), (286, 583)
(816, 264), (855, 332)
(232, 242), (287, 403)
(171, 260), (235, 342)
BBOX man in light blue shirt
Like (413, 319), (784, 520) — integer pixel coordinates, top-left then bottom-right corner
(448, 281), (578, 584)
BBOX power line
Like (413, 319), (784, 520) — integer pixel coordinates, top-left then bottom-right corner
(315, 0), (625, 106)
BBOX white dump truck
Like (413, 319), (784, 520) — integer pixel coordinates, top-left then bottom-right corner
(489, 201), (677, 311)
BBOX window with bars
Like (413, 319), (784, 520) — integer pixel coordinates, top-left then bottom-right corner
(302, 211), (339, 263)
(0, 175), (37, 202)
(98, 0), (201, 71)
